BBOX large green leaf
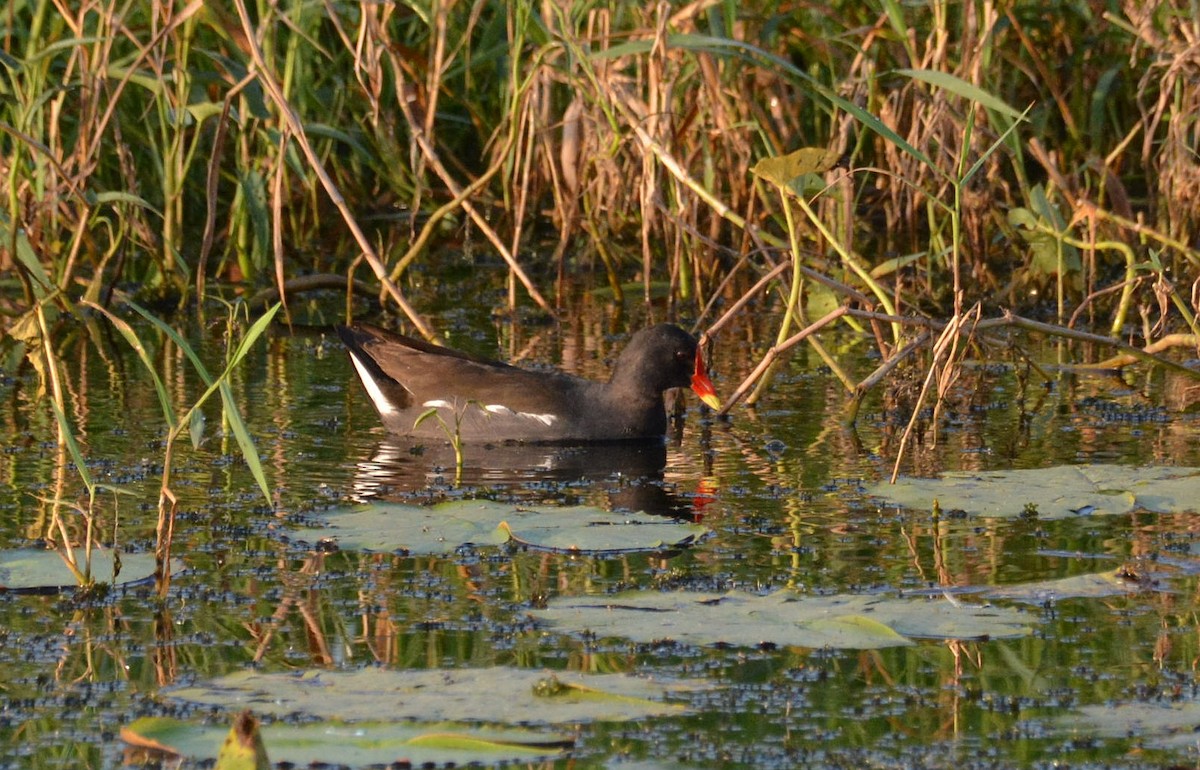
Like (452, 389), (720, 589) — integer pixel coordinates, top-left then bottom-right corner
(869, 464), (1200, 520)
(531, 589), (1032, 649)
(1058, 700), (1200, 749)
(167, 667), (708, 724)
(297, 499), (708, 555)
(0, 549), (161, 591)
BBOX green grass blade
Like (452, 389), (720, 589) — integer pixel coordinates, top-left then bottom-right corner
(6, 222), (54, 298)
(124, 300), (215, 386)
(961, 103), (1033, 186)
(213, 303), (281, 505)
(894, 68), (1023, 120)
(224, 302), (280, 371)
(218, 380), (271, 504)
(91, 190), (164, 218)
(48, 398), (95, 495)
(82, 301), (177, 430)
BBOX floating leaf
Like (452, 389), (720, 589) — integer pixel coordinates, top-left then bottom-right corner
(121, 716), (568, 767)
(166, 667), (708, 724)
(297, 499), (708, 555)
(868, 464), (1200, 520)
(0, 549), (161, 591)
(1058, 700), (1200, 749)
(530, 590), (1032, 649)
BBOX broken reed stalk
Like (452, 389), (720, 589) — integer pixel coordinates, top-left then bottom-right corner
(718, 305), (849, 414)
(889, 303), (982, 483)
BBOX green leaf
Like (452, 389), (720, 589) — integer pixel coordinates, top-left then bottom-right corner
(215, 304), (280, 504)
(1006, 190), (1081, 276)
(895, 68), (1024, 119)
(185, 101), (229, 125)
(48, 397), (94, 493)
(298, 499), (709, 555)
(869, 464), (1200, 520)
(532, 589), (1031, 649)
(166, 667), (707, 724)
(189, 409), (206, 449)
(412, 407), (440, 430)
(104, 63), (165, 95)
(91, 190), (164, 217)
(303, 122), (372, 160)
(8, 226), (53, 297)
(0, 549), (162, 591)
(23, 36), (109, 64)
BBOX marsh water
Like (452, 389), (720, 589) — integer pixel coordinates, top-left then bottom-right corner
(3, 280), (1200, 769)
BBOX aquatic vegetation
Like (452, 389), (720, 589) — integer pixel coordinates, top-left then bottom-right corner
(4, 2), (1197, 485)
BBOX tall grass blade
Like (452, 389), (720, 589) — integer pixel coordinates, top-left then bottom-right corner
(124, 300), (216, 382)
(894, 69), (1024, 121)
(216, 304), (280, 504)
(47, 398), (95, 497)
(82, 302), (178, 431)
(961, 105), (1033, 186)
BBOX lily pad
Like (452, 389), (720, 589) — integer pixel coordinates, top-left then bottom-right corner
(530, 589), (1032, 649)
(0, 548), (160, 591)
(166, 667), (710, 724)
(121, 716), (569, 766)
(1058, 700), (1200, 749)
(295, 499), (708, 555)
(868, 464), (1200, 520)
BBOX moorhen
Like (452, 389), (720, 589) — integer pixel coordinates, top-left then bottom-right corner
(337, 323), (721, 443)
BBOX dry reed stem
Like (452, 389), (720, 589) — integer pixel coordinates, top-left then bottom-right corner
(388, 63), (557, 317)
(718, 305), (849, 414)
(889, 303), (981, 483)
(230, 0), (432, 338)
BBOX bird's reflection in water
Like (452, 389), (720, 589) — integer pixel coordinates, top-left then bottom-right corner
(351, 439), (700, 520)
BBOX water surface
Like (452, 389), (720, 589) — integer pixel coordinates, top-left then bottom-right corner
(2, 295), (1199, 768)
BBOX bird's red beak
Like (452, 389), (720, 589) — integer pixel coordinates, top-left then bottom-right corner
(691, 350), (721, 410)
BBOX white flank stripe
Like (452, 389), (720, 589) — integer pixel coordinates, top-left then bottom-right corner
(422, 399), (453, 409)
(349, 352), (397, 415)
(483, 404), (556, 426)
